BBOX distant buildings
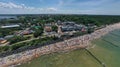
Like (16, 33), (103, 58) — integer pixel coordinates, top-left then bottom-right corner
(59, 22), (87, 32)
(44, 23), (58, 37)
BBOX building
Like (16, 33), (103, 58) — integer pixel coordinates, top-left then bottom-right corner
(44, 23), (53, 32)
(4, 35), (14, 39)
(0, 38), (7, 44)
(57, 21), (63, 25)
(45, 23), (52, 26)
(59, 21), (88, 34)
(1, 24), (20, 28)
(61, 24), (86, 32)
(44, 26), (52, 32)
(21, 30), (34, 35)
(15, 30), (34, 35)
(63, 22), (75, 26)
(61, 25), (75, 32)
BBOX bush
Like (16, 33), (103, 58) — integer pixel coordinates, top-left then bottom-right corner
(52, 25), (58, 32)
(8, 36), (29, 44)
(0, 46), (10, 52)
(33, 28), (43, 37)
(10, 43), (25, 50)
(88, 28), (94, 34)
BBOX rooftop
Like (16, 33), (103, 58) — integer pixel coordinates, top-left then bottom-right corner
(1, 24), (20, 28)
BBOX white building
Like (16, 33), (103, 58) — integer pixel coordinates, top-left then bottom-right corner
(1, 24), (20, 28)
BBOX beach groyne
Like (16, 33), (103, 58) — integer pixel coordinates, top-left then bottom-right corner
(85, 49), (106, 67)
(0, 23), (120, 67)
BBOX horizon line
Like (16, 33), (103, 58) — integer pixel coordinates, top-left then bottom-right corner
(0, 14), (120, 16)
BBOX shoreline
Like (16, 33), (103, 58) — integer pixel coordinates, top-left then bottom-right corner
(1, 22), (120, 67)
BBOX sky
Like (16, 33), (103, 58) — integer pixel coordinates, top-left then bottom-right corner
(0, 0), (120, 15)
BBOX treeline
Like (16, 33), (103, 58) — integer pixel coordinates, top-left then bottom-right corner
(0, 27), (22, 37)
(51, 15), (120, 26)
(16, 15), (120, 28)
(8, 36), (31, 44)
(1, 15), (120, 26)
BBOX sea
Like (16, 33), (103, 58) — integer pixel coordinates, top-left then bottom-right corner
(0, 15), (17, 19)
(18, 29), (120, 67)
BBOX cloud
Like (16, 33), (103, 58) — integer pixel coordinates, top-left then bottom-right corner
(46, 7), (57, 11)
(0, 2), (35, 10)
(0, 2), (23, 9)
(0, 2), (57, 12)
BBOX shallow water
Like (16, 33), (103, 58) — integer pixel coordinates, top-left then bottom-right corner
(18, 29), (120, 67)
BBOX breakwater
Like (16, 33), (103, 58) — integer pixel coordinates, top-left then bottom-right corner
(85, 49), (106, 67)
(102, 38), (119, 47)
(0, 23), (120, 67)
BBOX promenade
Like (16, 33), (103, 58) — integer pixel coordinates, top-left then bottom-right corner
(0, 23), (120, 67)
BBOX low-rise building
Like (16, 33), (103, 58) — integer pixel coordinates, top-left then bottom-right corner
(61, 25), (75, 32)
(61, 24), (87, 32)
(0, 38), (7, 44)
(4, 35), (14, 39)
(1, 24), (20, 28)
(15, 30), (34, 35)
(44, 32), (58, 37)
(44, 23), (54, 32)
(44, 26), (52, 32)
(21, 30), (34, 35)
(63, 22), (75, 26)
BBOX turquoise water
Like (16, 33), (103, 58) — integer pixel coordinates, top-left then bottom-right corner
(18, 29), (120, 67)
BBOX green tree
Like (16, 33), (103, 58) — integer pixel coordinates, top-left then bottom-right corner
(33, 28), (43, 37)
(52, 25), (58, 32)
(87, 27), (94, 34)
(8, 36), (29, 44)
(0, 46), (9, 52)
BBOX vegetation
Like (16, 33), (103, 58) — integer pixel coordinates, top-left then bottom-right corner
(0, 46), (9, 52)
(1, 15), (120, 55)
(0, 27), (22, 37)
(0, 36), (58, 53)
(51, 25), (58, 32)
(8, 36), (31, 44)
(33, 27), (44, 37)
(87, 28), (94, 34)
(22, 15), (120, 26)
(1, 15), (120, 36)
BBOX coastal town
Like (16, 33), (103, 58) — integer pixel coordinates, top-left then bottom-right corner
(0, 15), (96, 47)
(1, 0), (120, 67)
(0, 15), (120, 67)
